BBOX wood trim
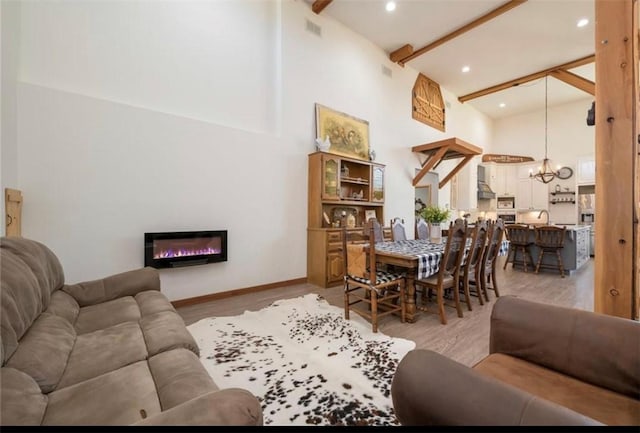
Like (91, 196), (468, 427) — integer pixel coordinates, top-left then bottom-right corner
(393, 0), (528, 65)
(389, 44), (413, 64)
(171, 277), (307, 308)
(312, 0), (333, 14)
(594, 0), (638, 319)
(549, 69), (595, 95)
(458, 55), (595, 103)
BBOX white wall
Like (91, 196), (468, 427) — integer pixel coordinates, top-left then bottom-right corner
(1, 0), (21, 237)
(11, 0), (493, 300)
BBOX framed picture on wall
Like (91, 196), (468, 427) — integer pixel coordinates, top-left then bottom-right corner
(364, 210), (377, 222)
(315, 103), (370, 161)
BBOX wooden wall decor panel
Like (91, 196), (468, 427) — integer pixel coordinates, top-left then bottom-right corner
(594, 0), (638, 319)
(5, 188), (22, 237)
(412, 73), (445, 132)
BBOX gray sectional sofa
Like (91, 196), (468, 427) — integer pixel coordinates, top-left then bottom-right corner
(0, 236), (263, 426)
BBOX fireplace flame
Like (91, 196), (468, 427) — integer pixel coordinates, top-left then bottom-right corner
(154, 247), (221, 259)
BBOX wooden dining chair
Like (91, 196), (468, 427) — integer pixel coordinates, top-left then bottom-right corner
(342, 219), (406, 333)
(474, 218), (506, 301)
(366, 217), (385, 243)
(415, 218), (468, 325)
(391, 217), (407, 241)
(416, 217), (429, 240)
(458, 220), (489, 309)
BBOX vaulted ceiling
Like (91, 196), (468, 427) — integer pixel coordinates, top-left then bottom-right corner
(308, 0), (599, 119)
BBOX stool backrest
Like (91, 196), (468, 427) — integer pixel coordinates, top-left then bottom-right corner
(505, 224), (530, 245)
(535, 225), (566, 248)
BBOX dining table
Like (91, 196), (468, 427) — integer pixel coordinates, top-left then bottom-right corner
(373, 238), (509, 322)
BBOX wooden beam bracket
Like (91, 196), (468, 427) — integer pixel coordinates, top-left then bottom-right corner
(411, 137), (482, 188)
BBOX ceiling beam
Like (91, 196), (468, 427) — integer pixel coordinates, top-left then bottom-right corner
(390, 0), (528, 66)
(549, 69), (595, 95)
(312, 0), (333, 15)
(458, 54), (595, 103)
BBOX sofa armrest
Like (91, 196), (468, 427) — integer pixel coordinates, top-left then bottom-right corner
(391, 350), (601, 426)
(490, 296), (640, 398)
(62, 267), (160, 307)
(132, 388), (263, 426)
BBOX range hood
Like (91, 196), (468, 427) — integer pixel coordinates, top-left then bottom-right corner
(477, 165), (495, 200)
(478, 181), (496, 200)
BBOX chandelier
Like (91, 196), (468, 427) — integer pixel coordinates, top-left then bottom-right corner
(530, 76), (558, 184)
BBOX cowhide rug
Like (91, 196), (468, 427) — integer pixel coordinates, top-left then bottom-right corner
(187, 294), (415, 426)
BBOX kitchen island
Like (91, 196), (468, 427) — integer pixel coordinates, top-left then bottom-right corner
(508, 224), (590, 275)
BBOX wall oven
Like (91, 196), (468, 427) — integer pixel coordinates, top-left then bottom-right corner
(497, 212), (516, 223)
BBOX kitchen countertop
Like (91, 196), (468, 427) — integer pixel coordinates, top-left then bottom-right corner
(523, 223), (590, 231)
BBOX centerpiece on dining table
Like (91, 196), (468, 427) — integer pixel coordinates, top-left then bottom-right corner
(419, 205), (451, 244)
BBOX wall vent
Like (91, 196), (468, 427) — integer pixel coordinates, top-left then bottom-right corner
(381, 65), (392, 78)
(306, 19), (322, 37)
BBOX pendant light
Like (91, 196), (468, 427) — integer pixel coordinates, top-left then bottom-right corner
(530, 76), (558, 184)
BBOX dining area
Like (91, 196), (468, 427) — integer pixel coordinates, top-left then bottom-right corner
(341, 216), (509, 332)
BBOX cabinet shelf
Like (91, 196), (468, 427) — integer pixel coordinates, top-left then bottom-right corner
(340, 176), (369, 185)
(550, 191), (576, 195)
(550, 200), (576, 204)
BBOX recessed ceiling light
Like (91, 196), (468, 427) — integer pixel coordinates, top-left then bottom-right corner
(461, 65), (470, 73)
(385, 1), (396, 12)
(577, 18), (589, 27)
(499, 103), (506, 108)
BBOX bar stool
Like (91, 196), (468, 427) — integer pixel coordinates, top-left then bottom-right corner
(504, 224), (534, 272)
(534, 225), (567, 278)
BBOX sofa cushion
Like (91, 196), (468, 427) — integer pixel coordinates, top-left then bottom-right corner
(74, 296), (141, 335)
(44, 291), (79, 325)
(0, 367), (48, 425)
(57, 321), (147, 390)
(5, 314), (75, 393)
(62, 267), (160, 307)
(43, 361), (161, 426)
(148, 348), (217, 410)
(135, 290), (176, 317)
(1, 253), (50, 364)
(0, 237), (65, 304)
(140, 310), (199, 357)
(474, 353), (640, 426)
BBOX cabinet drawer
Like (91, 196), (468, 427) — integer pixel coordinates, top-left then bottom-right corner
(327, 231), (342, 243)
(328, 242), (343, 252)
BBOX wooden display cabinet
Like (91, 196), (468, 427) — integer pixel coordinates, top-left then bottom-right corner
(307, 152), (388, 288)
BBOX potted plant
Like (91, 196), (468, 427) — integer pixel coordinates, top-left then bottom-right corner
(420, 205), (451, 242)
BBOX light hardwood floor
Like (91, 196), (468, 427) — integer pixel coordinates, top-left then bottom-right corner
(177, 256), (594, 368)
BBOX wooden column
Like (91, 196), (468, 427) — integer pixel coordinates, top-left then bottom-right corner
(594, 0), (639, 319)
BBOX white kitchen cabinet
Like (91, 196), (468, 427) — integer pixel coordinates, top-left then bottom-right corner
(577, 155), (595, 185)
(493, 164), (517, 196)
(516, 163), (548, 210)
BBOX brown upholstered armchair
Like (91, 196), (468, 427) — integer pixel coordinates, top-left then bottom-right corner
(391, 296), (640, 426)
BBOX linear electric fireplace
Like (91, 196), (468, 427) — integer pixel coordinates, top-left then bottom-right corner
(144, 230), (227, 269)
